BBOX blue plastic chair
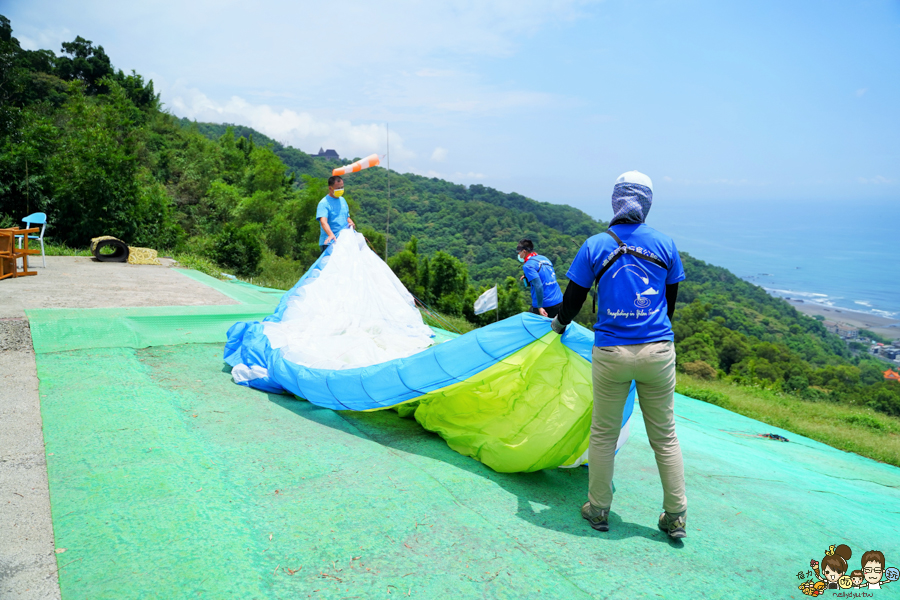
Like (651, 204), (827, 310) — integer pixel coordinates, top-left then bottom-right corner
(15, 212), (47, 268)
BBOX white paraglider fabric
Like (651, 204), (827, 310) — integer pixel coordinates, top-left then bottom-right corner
(263, 229), (436, 370)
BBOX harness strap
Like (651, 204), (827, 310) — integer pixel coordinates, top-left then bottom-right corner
(595, 228), (668, 283)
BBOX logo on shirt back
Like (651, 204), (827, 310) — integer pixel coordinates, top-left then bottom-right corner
(635, 286), (658, 308)
(612, 263), (659, 308)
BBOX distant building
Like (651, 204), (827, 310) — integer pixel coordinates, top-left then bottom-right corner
(312, 147), (340, 160)
(824, 321), (859, 339)
(885, 370), (900, 382)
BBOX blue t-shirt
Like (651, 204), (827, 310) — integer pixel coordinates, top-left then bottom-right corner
(522, 254), (563, 308)
(316, 195), (350, 245)
(566, 224), (685, 347)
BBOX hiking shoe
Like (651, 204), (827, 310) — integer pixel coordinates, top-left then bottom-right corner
(658, 511), (686, 539)
(581, 502), (609, 532)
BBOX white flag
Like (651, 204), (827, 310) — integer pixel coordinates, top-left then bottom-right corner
(474, 286), (499, 315)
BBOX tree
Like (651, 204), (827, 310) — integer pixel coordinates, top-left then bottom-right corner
(48, 79), (178, 247)
(113, 70), (159, 109)
(677, 333), (719, 369)
(428, 251), (469, 316)
(55, 36), (114, 95)
(388, 237), (422, 295)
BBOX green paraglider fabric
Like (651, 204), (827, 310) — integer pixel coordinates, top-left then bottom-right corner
(410, 333), (593, 473)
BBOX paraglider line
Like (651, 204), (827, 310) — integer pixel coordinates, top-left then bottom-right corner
(409, 293), (462, 334)
(417, 303), (459, 334)
(418, 298), (461, 333)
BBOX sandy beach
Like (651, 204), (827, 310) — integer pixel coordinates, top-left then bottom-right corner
(785, 299), (900, 340)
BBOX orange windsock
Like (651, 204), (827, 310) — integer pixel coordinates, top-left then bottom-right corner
(332, 154), (380, 177)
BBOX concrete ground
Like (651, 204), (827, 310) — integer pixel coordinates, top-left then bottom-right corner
(0, 258), (238, 600)
(0, 256), (237, 319)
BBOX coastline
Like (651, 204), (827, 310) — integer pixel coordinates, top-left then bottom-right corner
(785, 299), (900, 340)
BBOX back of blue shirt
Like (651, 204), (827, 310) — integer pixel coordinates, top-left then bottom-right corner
(566, 224), (685, 347)
(522, 254), (563, 308)
(316, 195), (349, 245)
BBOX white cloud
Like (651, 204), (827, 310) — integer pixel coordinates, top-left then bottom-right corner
(169, 86), (415, 161)
(857, 175), (894, 184)
(431, 147), (448, 162)
(856, 88), (868, 97)
(16, 26), (73, 52)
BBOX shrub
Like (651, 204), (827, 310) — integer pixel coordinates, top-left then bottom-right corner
(212, 223), (262, 277)
(784, 375), (810, 393)
(840, 413), (884, 430)
(681, 360), (717, 380)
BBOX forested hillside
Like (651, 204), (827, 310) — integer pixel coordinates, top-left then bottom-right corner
(187, 119), (604, 286)
(1, 15), (897, 418)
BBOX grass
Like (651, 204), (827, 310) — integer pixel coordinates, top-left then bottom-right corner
(170, 252), (226, 280)
(675, 373), (900, 467)
(42, 242), (92, 257)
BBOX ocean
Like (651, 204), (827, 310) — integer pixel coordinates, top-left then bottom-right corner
(639, 197), (900, 320)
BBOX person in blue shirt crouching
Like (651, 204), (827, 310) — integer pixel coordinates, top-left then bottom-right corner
(550, 171), (688, 540)
(316, 175), (355, 254)
(517, 239), (563, 318)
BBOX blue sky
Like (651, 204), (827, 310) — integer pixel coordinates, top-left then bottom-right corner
(5, 0), (899, 218)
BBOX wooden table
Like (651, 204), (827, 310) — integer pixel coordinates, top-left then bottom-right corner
(0, 227), (40, 279)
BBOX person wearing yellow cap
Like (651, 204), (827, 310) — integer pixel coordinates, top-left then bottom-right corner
(317, 175), (355, 254)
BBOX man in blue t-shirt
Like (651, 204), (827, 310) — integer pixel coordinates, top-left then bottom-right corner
(316, 175), (355, 253)
(550, 171), (688, 540)
(516, 239), (564, 318)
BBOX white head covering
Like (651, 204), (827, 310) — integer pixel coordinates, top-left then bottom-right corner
(615, 170), (653, 191)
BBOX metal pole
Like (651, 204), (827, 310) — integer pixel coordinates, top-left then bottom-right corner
(385, 123), (390, 260)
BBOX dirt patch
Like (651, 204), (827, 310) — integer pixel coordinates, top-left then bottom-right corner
(0, 318), (33, 352)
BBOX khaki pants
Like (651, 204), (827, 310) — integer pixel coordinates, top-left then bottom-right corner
(588, 341), (687, 515)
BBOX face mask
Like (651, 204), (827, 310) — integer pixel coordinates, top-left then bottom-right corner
(517, 255), (525, 263)
(333, 188), (345, 197)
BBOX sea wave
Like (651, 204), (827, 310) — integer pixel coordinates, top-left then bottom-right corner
(872, 309), (899, 319)
(764, 288), (829, 299)
(763, 287), (898, 319)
